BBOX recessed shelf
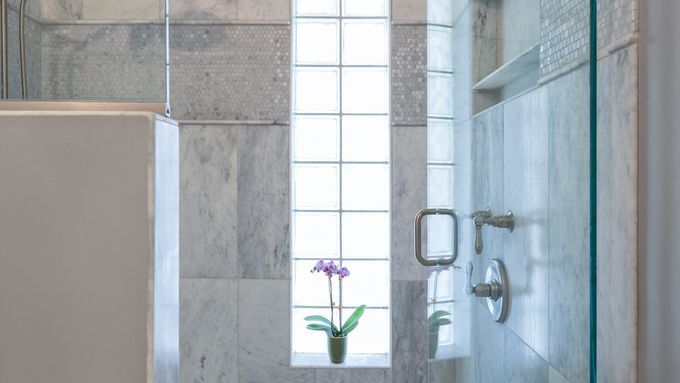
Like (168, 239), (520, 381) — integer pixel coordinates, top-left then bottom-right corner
(472, 44), (540, 91)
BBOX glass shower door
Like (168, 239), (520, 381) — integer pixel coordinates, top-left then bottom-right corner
(420, 0), (596, 382)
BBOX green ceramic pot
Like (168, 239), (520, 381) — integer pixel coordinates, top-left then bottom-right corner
(327, 335), (348, 364)
(428, 331), (439, 359)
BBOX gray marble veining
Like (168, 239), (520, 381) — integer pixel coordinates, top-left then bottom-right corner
(41, 0), (83, 21)
(391, 281), (428, 383)
(238, 125), (290, 279)
(180, 278), (238, 383)
(392, 0), (426, 22)
(315, 369), (388, 383)
(596, 44), (638, 383)
(504, 326), (549, 383)
(238, 279), (316, 383)
(180, 124), (239, 279)
(391, 125), (428, 281)
(170, 0), (237, 20)
(547, 66), (590, 382)
(237, 0), (290, 21)
(502, 86), (550, 361)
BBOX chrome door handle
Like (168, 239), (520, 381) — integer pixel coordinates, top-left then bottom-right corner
(414, 208), (459, 266)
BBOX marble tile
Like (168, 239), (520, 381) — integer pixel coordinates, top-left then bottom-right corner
(237, 0), (290, 21)
(180, 124), (238, 279)
(428, 358), (457, 382)
(82, 0), (160, 20)
(41, 0), (83, 21)
(549, 366), (570, 383)
(596, 44), (638, 383)
(470, 106), (504, 283)
(315, 369), (388, 383)
(547, 67), (590, 382)
(472, 301), (505, 383)
(500, 0), (539, 64)
(392, 126), (428, 281)
(392, 0), (426, 23)
(238, 125), (290, 279)
(238, 279), (316, 383)
(504, 327), (549, 383)
(502, 86), (549, 361)
(170, 0), (237, 20)
(170, 25), (290, 121)
(391, 26), (427, 126)
(391, 281), (428, 383)
(180, 278), (238, 383)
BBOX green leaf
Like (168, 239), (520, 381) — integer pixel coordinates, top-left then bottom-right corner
(306, 324), (332, 336)
(341, 320), (360, 335)
(436, 318), (451, 326)
(341, 305), (366, 334)
(304, 315), (339, 333)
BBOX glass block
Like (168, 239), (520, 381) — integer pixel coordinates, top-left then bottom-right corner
(428, 0), (453, 26)
(427, 26), (453, 72)
(428, 165), (454, 208)
(342, 261), (389, 307)
(342, 164), (389, 210)
(295, 68), (339, 113)
(293, 212), (340, 257)
(426, 214), (453, 257)
(342, 0), (387, 16)
(293, 164), (339, 210)
(429, 302), (454, 347)
(342, 20), (388, 65)
(428, 266), (453, 301)
(296, 20), (339, 65)
(294, 116), (339, 161)
(342, 115), (389, 162)
(428, 119), (454, 163)
(342, 68), (389, 114)
(292, 308), (328, 353)
(345, 309), (389, 354)
(296, 0), (338, 16)
(428, 73), (454, 117)
(342, 212), (390, 259)
(293, 260), (341, 306)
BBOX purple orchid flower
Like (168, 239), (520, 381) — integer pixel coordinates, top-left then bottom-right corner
(338, 267), (350, 279)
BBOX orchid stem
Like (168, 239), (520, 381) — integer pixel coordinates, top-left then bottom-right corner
(328, 277), (334, 337)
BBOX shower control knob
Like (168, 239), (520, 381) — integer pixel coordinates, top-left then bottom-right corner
(464, 260), (509, 322)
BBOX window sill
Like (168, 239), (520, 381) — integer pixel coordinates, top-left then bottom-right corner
(291, 353), (390, 369)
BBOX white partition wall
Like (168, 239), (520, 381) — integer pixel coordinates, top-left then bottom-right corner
(0, 112), (179, 383)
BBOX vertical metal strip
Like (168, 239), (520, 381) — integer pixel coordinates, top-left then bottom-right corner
(1, 0), (8, 99)
(589, 0), (598, 381)
(165, 0), (171, 116)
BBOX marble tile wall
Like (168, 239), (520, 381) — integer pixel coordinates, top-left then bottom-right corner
(3, 5), (42, 99)
(392, 25), (427, 127)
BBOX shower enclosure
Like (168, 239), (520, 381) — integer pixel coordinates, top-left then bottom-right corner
(419, 0), (596, 382)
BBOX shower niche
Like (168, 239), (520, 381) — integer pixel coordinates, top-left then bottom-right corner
(471, 0), (540, 115)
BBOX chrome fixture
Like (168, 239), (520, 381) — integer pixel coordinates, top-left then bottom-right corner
(414, 208), (459, 266)
(1, 0), (7, 99)
(465, 259), (508, 322)
(472, 208), (515, 254)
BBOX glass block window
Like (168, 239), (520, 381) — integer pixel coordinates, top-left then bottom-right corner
(291, 0), (391, 363)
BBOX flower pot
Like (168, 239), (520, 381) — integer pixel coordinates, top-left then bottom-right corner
(428, 331), (439, 359)
(327, 335), (348, 364)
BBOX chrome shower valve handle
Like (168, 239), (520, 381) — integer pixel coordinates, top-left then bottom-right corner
(471, 208), (515, 254)
(464, 260), (509, 322)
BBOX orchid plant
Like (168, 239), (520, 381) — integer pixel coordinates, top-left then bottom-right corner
(304, 260), (366, 338)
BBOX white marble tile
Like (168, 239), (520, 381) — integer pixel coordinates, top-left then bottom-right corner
(41, 0), (82, 20)
(502, 86), (550, 361)
(238, 125), (290, 279)
(315, 369), (388, 383)
(549, 366), (570, 383)
(170, 0), (237, 20)
(504, 326), (549, 383)
(472, 301), (505, 382)
(392, 0), (426, 23)
(391, 280), (428, 383)
(180, 278), (238, 383)
(547, 66), (590, 382)
(596, 44), (638, 383)
(82, 0), (160, 20)
(180, 125), (238, 279)
(238, 0), (290, 21)
(392, 126), (429, 281)
(238, 279), (316, 382)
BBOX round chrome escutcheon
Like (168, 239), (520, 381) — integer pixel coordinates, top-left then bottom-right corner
(485, 259), (509, 322)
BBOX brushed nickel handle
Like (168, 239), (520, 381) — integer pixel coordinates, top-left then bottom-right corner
(414, 208), (459, 267)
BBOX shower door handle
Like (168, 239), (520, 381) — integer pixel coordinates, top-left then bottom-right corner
(414, 208), (459, 266)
